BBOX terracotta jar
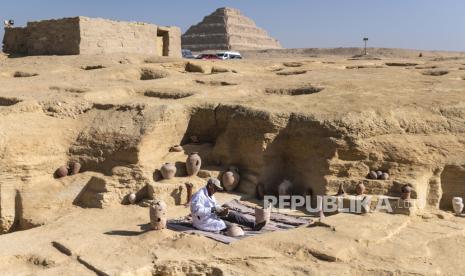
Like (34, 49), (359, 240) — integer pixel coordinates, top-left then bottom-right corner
(222, 166), (240, 192)
(186, 152), (201, 176)
(69, 162), (81, 175)
(400, 185), (412, 200)
(255, 205), (271, 224)
(55, 165), (68, 178)
(226, 224), (244, 237)
(368, 171), (378, 180)
(150, 200), (167, 230)
(380, 172), (389, 180)
(256, 183), (265, 200)
(355, 183), (366, 195)
(161, 163), (176, 179)
(452, 197), (464, 216)
(278, 180), (292, 196)
(128, 193), (136, 204)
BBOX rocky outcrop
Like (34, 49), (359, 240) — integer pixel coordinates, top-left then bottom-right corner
(182, 7), (282, 51)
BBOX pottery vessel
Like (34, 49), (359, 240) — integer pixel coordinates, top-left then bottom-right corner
(226, 224), (244, 237)
(186, 152), (201, 176)
(355, 183), (366, 195)
(255, 205), (271, 224)
(401, 185), (412, 200)
(278, 180), (292, 196)
(376, 171), (383, 179)
(256, 183), (265, 199)
(368, 171), (378, 180)
(161, 163), (176, 179)
(150, 200), (167, 230)
(128, 193), (136, 204)
(380, 172), (389, 180)
(222, 167), (240, 192)
(452, 197), (464, 216)
(55, 165), (68, 178)
(69, 162), (81, 175)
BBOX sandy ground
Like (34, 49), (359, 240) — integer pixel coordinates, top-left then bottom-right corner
(0, 49), (465, 275)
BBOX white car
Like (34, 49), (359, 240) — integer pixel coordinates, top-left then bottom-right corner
(217, 51), (242, 60)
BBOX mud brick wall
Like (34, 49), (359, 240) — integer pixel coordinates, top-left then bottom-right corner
(78, 17), (158, 55)
(2, 27), (28, 54)
(25, 17), (80, 55)
(2, 17), (181, 57)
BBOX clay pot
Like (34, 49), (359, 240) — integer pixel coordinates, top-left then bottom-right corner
(186, 152), (201, 176)
(149, 200), (167, 230)
(222, 167), (240, 192)
(160, 163), (176, 179)
(278, 180), (292, 196)
(55, 165), (68, 178)
(255, 205), (271, 224)
(337, 183), (345, 195)
(400, 185), (412, 200)
(226, 224), (244, 237)
(376, 171), (383, 179)
(380, 172), (389, 180)
(368, 171), (378, 180)
(169, 145), (183, 152)
(256, 183), (265, 200)
(355, 183), (366, 195)
(69, 162), (81, 175)
(452, 197), (464, 216)
(128, 193), (136, 204)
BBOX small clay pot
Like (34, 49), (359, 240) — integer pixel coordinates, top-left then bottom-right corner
(376, 171), (383, 179)
(186, 152), (201, 176)
(452, 197), (464, 216)
(226, 224), (244, 237)
(150, 200), (167, 230)
(278, 180), (292, 196)
(380, 172), (389, 180)
(222, 166), (240, 192)
(368, 171), (378, 180)
(128, 193), (136, 204)
(69, 162), (81, 175)
(55, 165), (68, 178)
(256, 183), (265, 199)
(400, 185), (412, 200)
(160, 163), (176, 179)
(169, 145), (183, 152)
(337, 183), (345, 195)
(355, 183), (366, 195)
(255, 205), (271, 224)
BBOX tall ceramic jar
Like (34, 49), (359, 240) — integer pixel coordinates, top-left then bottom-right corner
(150, 200), (167, 230)
(452, 197), (464, 216)
(222, 166), (240, 192)
(161, 163), (176, 179)
(186, 152), (201, 176)
(255, 205), (271, 224)
(355, 183), (366, 195)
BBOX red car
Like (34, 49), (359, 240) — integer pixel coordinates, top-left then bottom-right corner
(196, 54), (220, 60)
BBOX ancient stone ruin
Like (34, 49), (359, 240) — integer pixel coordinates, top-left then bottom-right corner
(182, 7), (282, 51)
(2, 16), (181, 56)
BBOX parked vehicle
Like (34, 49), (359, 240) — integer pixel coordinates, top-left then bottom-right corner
(217, 51), (242, 60)
(182, 49), (195, 59)
(196, 54), (220, 60)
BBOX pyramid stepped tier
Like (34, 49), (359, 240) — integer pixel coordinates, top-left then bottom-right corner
(182, 7), (282, 51)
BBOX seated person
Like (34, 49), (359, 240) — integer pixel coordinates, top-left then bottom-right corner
(190, 178), (267, 232)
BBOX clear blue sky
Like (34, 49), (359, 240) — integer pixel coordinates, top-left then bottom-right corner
(1, 0), (464, 51)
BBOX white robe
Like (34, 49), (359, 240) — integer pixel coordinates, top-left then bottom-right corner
(190, 186), (226, 232)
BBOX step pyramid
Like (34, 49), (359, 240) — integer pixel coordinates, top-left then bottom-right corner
(182, 7), (282, 52)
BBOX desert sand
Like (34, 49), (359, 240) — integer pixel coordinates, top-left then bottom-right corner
(1, 48), (465, 275)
